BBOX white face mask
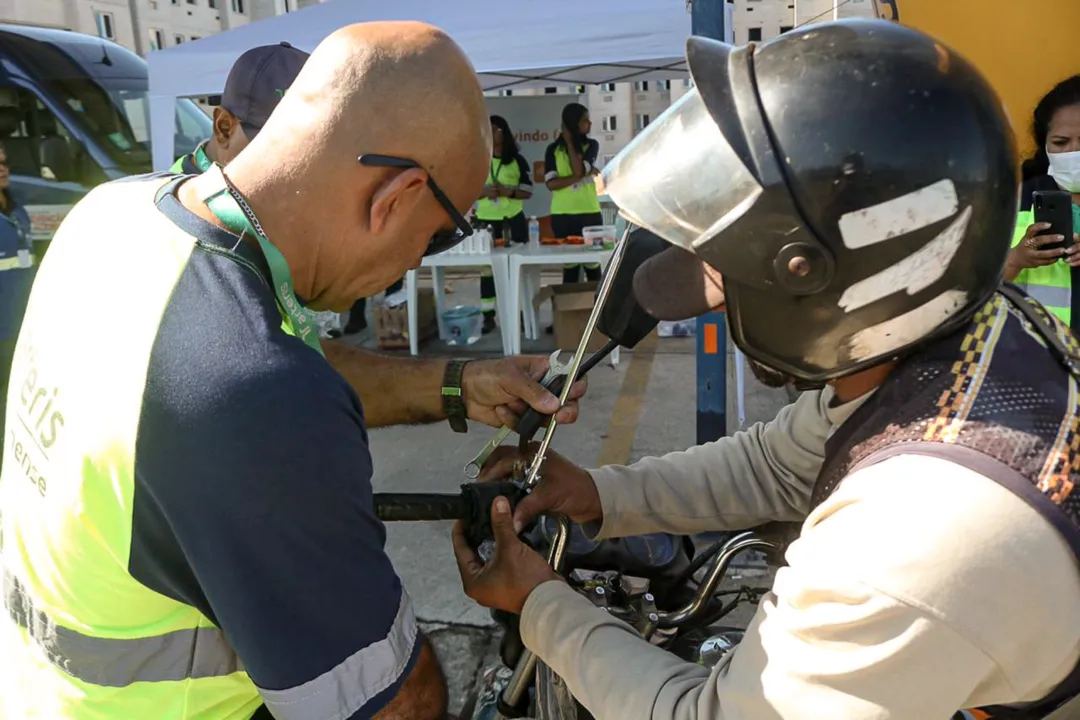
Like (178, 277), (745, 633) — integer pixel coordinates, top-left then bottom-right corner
(1047, 148), (1080, 193)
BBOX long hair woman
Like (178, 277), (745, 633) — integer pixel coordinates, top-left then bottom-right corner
(544, 102), (602, 284)
(476, 114), (533, 333)
(1006, 75), (1080, 327)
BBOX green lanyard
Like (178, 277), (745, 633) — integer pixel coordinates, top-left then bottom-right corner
(200, 165), (324, 357)
(192, 142), (213, 173)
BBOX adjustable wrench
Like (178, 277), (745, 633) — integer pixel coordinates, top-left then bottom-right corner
(463, 350), (575, 479)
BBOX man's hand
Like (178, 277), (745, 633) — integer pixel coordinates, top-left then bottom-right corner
(481, 444), (602, 533)
(462, 357), (587, 429)
(452, 497), (562, 614)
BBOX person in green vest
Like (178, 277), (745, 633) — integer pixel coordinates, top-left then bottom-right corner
(1005, 75), (1080, 327)
(170, 42), (309, 174)
(544, 102), (602, 285)
(476, 114), (533, 334)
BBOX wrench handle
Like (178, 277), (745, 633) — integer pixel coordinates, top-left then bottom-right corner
(516, 339), (620, 443)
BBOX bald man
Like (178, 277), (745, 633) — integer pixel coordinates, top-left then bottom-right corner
(0, 22), (582, 720)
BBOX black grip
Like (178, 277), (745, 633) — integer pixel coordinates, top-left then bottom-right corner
(460, 481), (528, 548)
(515, 340), (619, 443)
(373, 483), (528, 550)
(372, 493), (465, 522)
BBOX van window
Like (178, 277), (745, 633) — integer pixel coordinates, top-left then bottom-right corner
(0, 30), (212, 173)
(0, 86), (104, 206)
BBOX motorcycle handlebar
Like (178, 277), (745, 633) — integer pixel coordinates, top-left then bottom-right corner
(372, 493), (465, 522)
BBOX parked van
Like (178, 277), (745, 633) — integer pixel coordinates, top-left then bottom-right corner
(0, 24), (212, 247)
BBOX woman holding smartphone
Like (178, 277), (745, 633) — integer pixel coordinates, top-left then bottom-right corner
(1006, 75), (1080, 327)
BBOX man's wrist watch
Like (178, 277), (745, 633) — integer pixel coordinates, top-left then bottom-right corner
(442, 359), (471, 433)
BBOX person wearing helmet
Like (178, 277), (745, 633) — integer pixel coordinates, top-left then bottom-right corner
(453, 19), (1080, 719)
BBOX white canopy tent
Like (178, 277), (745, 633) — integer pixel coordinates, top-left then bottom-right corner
(147, 0), (707, 170)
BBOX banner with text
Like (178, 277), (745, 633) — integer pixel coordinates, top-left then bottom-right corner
(484, 94), (583, 220)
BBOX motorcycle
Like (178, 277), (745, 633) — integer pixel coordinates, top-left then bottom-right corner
(461, 521), (788, 720)
(372, 225), (788, 719)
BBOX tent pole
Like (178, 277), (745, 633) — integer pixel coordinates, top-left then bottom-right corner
(690, 1), (735, 443)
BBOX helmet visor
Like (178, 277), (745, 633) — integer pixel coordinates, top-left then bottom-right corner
(601, 87), (763, 255)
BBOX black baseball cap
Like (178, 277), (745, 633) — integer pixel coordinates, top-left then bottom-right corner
(221, 42), (309, 138)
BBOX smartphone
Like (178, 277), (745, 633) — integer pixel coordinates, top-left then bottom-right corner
(1033, 190), (1074, 252)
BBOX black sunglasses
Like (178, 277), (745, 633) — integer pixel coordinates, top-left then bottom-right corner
(359, 153), (474, 256)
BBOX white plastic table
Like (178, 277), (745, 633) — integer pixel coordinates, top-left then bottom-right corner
(405, 249), (514, 356)
(504, 244), (618, 359)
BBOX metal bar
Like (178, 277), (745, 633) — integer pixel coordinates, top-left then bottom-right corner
(501, 516), (571, 709)
(521, 224), (633, 489)
(692, 0), (733, 444)
(656, 532), (777, 629)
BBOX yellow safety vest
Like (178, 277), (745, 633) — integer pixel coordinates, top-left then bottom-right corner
(1, 177), (259, 719)
(550, 144), (600, 216)
(476, 156), (525, 221)
(1010, 209), (1073, 325)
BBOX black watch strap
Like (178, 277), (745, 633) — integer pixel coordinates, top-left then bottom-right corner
(442, 359), (471, 433)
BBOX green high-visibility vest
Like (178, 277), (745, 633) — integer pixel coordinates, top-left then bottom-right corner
(476, 156), (526, 221)
(0, 177), (260, 719)
(550, 144), (600, 216)
(170, 141), (213, 175)
(1010, 208), (1075, 325)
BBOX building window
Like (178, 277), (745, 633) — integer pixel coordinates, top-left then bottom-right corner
(499, 89), (513, 97)
(748, 27), (763, 41)
(187, 0), (196, 4)
(190, 35), (200, 41)
(231, 0), (245, 12)
(658, 79), (671, 91)
(149, 28), (165, 50)
(780, 25), (793, 33)
(544, 87), (558, 94)
(633, 81), (650, 92)
(602, 116), (617, 132)
(172, 0), (180, 5)
(601, 82), (616, 92)
(208, 0), (217, 7)
(174, 34), (185, 44)
(684, 78), (694, 88)
(94, 11), (116, 40)
(573, 85), (585, 94)
(635, 114), (651, 131)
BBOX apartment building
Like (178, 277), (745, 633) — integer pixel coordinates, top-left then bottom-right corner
(0, 0), (323, 56)
(731, 0), (877, 45)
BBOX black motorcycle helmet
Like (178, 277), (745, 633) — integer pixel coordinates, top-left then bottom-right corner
(604, 19), (1018, 382)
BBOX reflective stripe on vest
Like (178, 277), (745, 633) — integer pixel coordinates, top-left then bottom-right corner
(3, 567), (243, 687)
(550, 144), (600, 216)
(476, 157), (525, 221)
(259, 592), (418, 720)
(1012, 210), (1071, 324)
(0, 254), (34, 271)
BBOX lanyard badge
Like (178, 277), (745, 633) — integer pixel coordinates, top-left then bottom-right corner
(200, 165), (325, 357)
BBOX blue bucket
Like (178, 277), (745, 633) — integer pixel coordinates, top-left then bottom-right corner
(441, 305), (483, 346)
